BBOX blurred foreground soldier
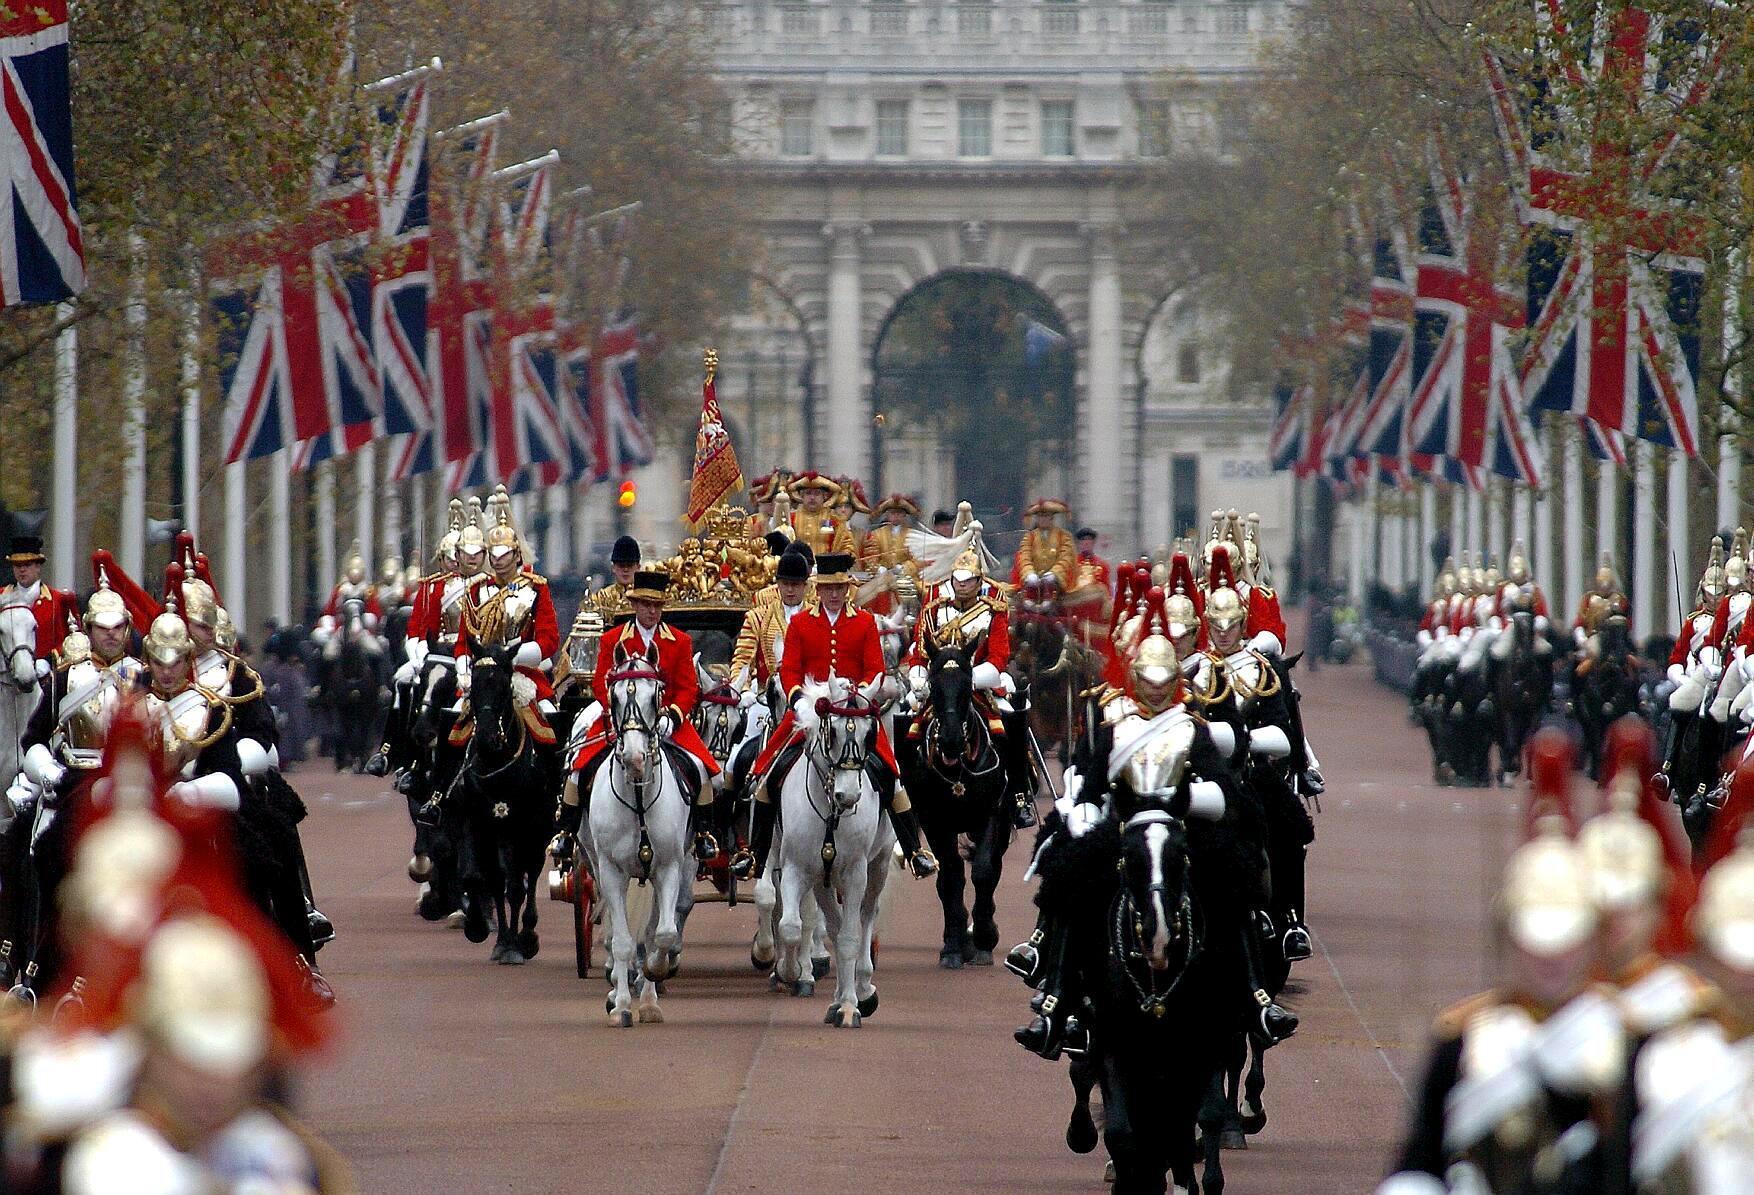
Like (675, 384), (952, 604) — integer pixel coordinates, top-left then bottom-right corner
(1625, 759), (1754, 1193)
(1, 708), (346, 1193)
(1380, 731), (1613, 1194)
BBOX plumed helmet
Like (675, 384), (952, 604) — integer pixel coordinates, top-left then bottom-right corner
(136, 915), (273, 1076)
(1594, 551), (1619, 592)
(380, 556), (403, 586)
(1131, 632), (1179, 689)
(437, 498), (465, 565)
(1506, 540), (1530, 585)
(484, 484), (519, 558)
(1204, 551), (1245, 632)
(1699, 537), (1727, 607)
(1501, 731), (1595, 957)
(215, 606), (237, 652)
(1436, 556), (1457, 599)
(1164, 592), (1197, 641)
(1727, 528), (1749, 591)
(457, 495), (488, 557)
(180, 579), (219, 631)
(343, 540), (366, 585)
(143, 611), (195, 667)
(85, 558), (129, 631)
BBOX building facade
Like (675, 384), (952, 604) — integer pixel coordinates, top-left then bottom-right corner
(705, 0), (1296, 560)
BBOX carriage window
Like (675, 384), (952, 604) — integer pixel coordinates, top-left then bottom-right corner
(1171, 456), (1199, 542)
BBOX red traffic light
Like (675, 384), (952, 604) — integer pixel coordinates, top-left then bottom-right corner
(618, 480), (637, 508)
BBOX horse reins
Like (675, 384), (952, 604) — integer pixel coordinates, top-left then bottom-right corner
(1111, 811), (1202, 1019)
(605, 667), (680, 883)
(803, 693), (879, 869)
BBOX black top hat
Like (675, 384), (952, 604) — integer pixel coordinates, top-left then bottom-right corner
(628, 570), (671, 602)
(776, 547), (811, 583)
(815, 554), (856, 584)
(610, 535), (641, 566)
(790, 540), (816, 566)
(1075, 527), (1097, 541)
(930, 510), (953, 527)
(6, 535), (44, 565)
(764, 530), (792, 557)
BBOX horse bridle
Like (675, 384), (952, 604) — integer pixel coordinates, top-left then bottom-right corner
(464, 659), (527, 784)
(605, 666), (678, 881)
(802, 692), (879, 867)
(1111, 809), (1202, 1019)
(696, 683), (744, 761)
(0, 606), (35, 692)
(922, 672), (1002, 797)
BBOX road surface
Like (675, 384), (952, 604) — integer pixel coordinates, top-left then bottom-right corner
(293, 650), (1519, 1193)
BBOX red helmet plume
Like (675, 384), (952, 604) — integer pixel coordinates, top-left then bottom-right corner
(1526, 728), (1577, 837)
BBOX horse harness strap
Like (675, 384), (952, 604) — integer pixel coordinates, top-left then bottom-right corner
(1111, 869), (1201, 1019)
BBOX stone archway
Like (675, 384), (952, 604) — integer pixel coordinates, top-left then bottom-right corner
(870, 270), (1075, 529)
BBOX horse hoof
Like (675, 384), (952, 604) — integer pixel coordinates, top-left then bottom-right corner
(751, 940), (775, 970)
(939, 948), (964, 971)
(517, 932), (540, 960)
(824, 1002), (841, 1025)
(1220, 1128), (1247, 1151)
(857, 989), (878, 1018)
(1103, 1159), (1115, 1183)
(609, 1010), (633, 1028)
(463, 908), (490, 944)
(408, 853), (432, 882)
(1240, 1098), (1267, 1135)
(769, 972), (785, 992)
(968, 948), (994, 967)
(498, 949), (526, 966)
(837, 1006), (862, 1029)
(1066, 1104), (1098, 1154)
(637, 1006), (664, 1024)
(605, 994), (616, 1015)
(811, 955), (831, 980)
(792, 979), (814, 998)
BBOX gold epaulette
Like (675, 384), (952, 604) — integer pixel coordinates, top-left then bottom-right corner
(521, 571), (548, 586)
(1254, 585), (1276, 599)
(1432, 990), (1504, 1039)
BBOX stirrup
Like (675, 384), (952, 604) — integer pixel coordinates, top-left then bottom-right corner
(728, 848), (755, 880)
(693, 831), (720, 863)
(910, 848), (939, 878)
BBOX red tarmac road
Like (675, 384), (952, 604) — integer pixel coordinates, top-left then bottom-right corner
(293, 652), (1520, 1193)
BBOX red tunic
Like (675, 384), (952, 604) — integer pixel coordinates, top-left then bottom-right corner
(570, 620), (718, 779)
(1496, 586), (1551, 619)
(907, 599), (1010, 673)
(752, 605), (897, 776)
(405, 575), (443, 644)
(1672, 612), (1712, 667)
(1241, 584), (1288, 650)
(456, 574), (561, 700)
(322, 586), (383, 620)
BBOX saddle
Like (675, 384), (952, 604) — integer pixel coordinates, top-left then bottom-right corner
(577, 735), (706, 802)
(761, 735), (892, 802)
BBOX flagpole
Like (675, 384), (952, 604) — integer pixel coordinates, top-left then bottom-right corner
(1632, 441), (1656, 645)
(181, 267), (203, 539)
(225, 462), (246, 632)
(383, 475), (403, 572)
(1488, 480), (1507, 569)
(1418, 483), (1436, 595)
(120, 232), (149, 578)
(1465, 487), (1483, 560)
(1667, 449), (1689, 631)
(1562, 425), (1584, 624)
(355, 444), (376, 574)
(272, 452), (292, 624)
(316, 461), (337, 591)
(50, 305), (77, 590)
(1598, 454), (1620, 581)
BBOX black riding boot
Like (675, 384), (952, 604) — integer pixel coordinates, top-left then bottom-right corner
(553, 794), (584, 837)
(873, 768), (937, 877)
(688, 797), (720, 863)
(1000, 715), (1038, 829)
(1241, 912), (1298, 1045)
(1013, 920), (1087, 1060)
(732, 798), (777, 880)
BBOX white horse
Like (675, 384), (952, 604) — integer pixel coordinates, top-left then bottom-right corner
(585, 660), (694, 1027)
(0, 602), (40, 793)
(773, 676), (893, 1028)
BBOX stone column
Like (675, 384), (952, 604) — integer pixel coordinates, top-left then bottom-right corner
(1722, 259), (1743, 532)
(181, 281), (203, 539)
(354, 443), (376, 573)
(823, 220), (869, 479)
(50, 307), (77, 590)
(1562, 428), (1584, 624)
(224, 463), (246, 632)
(1632, 442), (1656, 644)
(120, 234), (148, 578)
(1667, 451), (1689, 630)
(271, 454), (292, 624)
(1419, 483), (1437, 594)
(544, 485), (569, 574)
(315, 463), (337, 593)
(1083, 221), (1127, 544)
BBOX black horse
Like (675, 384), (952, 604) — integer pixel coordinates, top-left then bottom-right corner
(1439, 655), (1495, 787)
(321, 599), (387, 773)
(1574, 616), (1642, 780)
(898, 639), (1013, 969)
(1489, 611), (1552, 785)
(406, 654), (466, 922)
(453, 643), (557, 964)
(1043, 799), (1243, 1194)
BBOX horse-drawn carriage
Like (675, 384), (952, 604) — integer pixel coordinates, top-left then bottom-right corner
(545, 507), (780, 984)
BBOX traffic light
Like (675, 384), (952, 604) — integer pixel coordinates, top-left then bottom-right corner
(618, 479), (637, 509)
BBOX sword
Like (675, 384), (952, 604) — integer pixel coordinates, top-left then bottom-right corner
(1026, 725), (1060, 803)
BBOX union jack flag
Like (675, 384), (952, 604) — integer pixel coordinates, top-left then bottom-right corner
(587, 311), (653, 480)
(489, 155), (571, 490)
(1267, 381), (1309, 472)
(0, 2), (82, 306)
(369, 68), (437, 479)
(1405, 146), (1538, 490)
(1486, 4), (1713, 455)
(1350, 215), (1416, 482)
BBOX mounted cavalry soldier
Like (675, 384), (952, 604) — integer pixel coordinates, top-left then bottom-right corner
(832, 476), (872, 559)
(786, 471), (857, 557)
(1494, 540), (1549, 622)
(1060, 526), (1112, 644)
(1572, 551), (1631, 655)
(3, 534), (77, 662)
(907, 535), (1038, 830)
(1662, 537), (1730, 802)
(560, 568), (723, 861)
(456, 488), (560, 723)
(860, 494), (921, 576)
(1190, 551), (1315, 969)
(316, 540), (383, 644)
(731, 553), (937, 882)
